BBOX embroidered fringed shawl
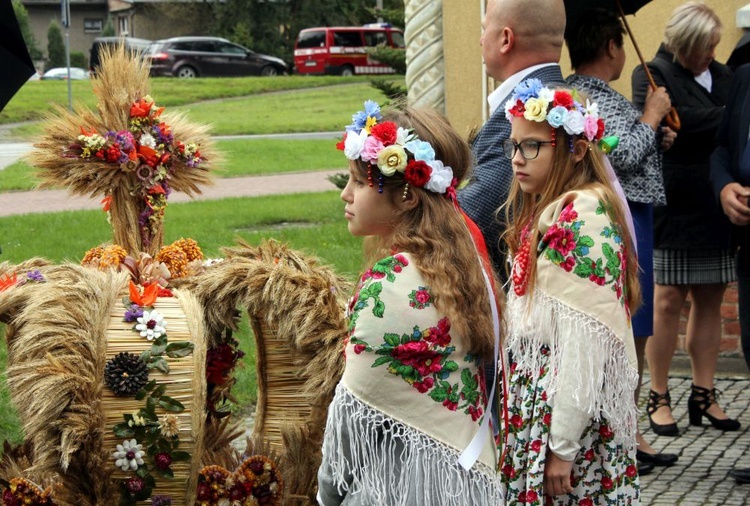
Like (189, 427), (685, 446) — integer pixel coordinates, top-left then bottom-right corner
(506, 189), (639, 446)
(318, 253), (502, 506)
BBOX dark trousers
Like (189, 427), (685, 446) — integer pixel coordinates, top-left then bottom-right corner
(738, 246), (750, 371)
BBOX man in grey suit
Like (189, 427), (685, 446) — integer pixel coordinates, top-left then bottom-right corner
(711, 62), (750, 485)
(458, 0), (567, 277)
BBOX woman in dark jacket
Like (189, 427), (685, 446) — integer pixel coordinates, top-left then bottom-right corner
(632, 2), (739, 437)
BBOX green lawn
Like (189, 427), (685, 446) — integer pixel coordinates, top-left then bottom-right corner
(0, 75), (375, 125)
(0, 191), (363, 443)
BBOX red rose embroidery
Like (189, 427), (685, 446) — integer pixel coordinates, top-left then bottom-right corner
(544, 225), (576, 255)
(625, 464), (638, 478)
(510, 414), (524, 429)
(601, 476), (614, 490)
(543, 413), (552, 426)
(353, 344), (367, 354)
(413, 377), (434, 393)
(501, 464), (516, 478)
(599, 425), (614, 440)
(562, 256), (576, 272)
(559, 203), (578, 222)
(391, 340), (443, 376)
(530, 439), (542, 453)
(442, 399), (458, 411)
(579, 498), (593, 506)
(584, 449), (595, 461)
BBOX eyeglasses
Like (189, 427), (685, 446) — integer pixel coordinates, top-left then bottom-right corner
(501, 139), (554, 160)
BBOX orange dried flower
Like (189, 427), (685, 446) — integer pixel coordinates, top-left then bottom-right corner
(99, 245), (128, 269)
(172, 237), (203, 261)
(156, 244), (189, 278)
(81, 246), (104, 265)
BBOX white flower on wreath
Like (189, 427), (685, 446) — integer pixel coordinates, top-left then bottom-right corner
(139, 132), (156, 149)
(113, 438), (145, 471)
(135, 309), (167, 341)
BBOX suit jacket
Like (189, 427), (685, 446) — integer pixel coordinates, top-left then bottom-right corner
(458, 65), (565, 274)
(710, 63), (750, 247)
(632, 44), (734, 250)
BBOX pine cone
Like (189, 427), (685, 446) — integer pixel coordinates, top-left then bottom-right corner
(104, 352), (149, 397)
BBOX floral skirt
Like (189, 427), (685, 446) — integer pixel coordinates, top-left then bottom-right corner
(501, 352), (640, 505)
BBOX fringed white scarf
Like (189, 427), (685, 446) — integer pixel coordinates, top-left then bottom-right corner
(506, 288), (639, 444)
(322, 383), (504, 506)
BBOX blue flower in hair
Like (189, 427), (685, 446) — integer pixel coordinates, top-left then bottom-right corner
(404, 139), (435, 162)
(513, 78), (543, 102)
(348, 100), (382, 132)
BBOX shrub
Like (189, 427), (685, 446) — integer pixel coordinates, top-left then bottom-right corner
(69, 51), (87, 69)
(365, 46), (406, 75)
(46, 20), (65, 70)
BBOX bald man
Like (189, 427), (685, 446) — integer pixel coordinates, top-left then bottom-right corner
(458, 0), (566, 277)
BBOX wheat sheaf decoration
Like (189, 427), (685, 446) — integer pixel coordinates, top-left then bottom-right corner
(26, 44), (218, 257)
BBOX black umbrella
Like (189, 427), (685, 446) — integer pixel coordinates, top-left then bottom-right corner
(564, 0), (680, 130)
(727, 31), (750, 70)
(0, 0), (36, 112)
(564, 0), (653, 30)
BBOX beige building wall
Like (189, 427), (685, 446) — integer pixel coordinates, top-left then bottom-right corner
(443, 1), (749, 136)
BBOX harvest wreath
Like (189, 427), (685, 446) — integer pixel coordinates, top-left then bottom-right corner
(0, 44), (349, 506)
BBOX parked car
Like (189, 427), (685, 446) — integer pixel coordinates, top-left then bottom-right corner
(145, 36), (288, 78)
(41, 67), (90, 80)
(294, 24), (405, 76)
(89, 36), (152, 75)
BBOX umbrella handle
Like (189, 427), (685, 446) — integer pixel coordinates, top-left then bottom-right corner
(616, 0), (681, 131)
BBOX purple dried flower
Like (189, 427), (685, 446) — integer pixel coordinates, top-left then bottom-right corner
(124, 304), (144, 323)
(26, 270), (45, 283)
(151, 496), (172, 506)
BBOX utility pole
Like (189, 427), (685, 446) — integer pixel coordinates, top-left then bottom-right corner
(61, 0), (72, 110)
(376, 0), (383, 23)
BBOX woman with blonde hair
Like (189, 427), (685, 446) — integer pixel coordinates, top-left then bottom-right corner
(632, 2), (739, 437)
(501, 79), (641, 503)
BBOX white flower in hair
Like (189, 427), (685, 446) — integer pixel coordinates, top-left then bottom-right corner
(396, 126), (415, 145)
(344, 129), (368, 160)
(424, 159), (454, 194)
(563, 109), (585, 136)
(584, 98), (599, 116)
(538, 87), (554, 104)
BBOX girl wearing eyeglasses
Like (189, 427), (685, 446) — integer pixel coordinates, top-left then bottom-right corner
(500, 79), (641, 504)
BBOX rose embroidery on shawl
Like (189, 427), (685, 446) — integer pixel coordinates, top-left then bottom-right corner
(408, 286), (432, 309)
(347, 254), (410, 331)
(348, 319), (484, 420)
(540, 201), (630, 317)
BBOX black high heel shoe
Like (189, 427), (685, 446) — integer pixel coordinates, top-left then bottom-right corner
(647, 390), (679, 436)
(687, 384), (741, 431)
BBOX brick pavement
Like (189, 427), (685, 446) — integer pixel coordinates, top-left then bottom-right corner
(639, 374), (750, 505)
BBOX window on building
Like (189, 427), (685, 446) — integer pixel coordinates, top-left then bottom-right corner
(118, 17), (129, 36)
(84, 18), (103, 33)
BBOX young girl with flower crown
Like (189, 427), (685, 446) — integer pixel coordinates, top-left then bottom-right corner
(316, 101), (504, 505)
(500, 79), (642, 504)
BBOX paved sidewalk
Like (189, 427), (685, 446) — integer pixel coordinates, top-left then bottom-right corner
(639, 373), (750, 505)
(0, 169), (344, 217)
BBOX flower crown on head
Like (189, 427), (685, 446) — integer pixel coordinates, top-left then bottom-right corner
(336, 100), (455, 195)
(504, 79), (605, 142)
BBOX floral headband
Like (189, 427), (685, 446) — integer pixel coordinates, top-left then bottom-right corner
(336, 100), (455, 195)
(504, 79), (605, 142)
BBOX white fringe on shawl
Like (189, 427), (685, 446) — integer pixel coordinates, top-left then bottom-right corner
(506, 289), (639, 445)
(322, 384), (504, 506)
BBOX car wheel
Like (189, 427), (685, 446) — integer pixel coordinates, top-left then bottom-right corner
(340, 65), (354, 77)
(261, 65), (279, 77)
(176, 65), (198, 79)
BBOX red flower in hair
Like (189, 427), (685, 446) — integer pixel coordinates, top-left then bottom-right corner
(508, 99), (525, 117)
(404, 160), (432, 187)
(553, 90), (574, 109)
(596, 118), (606, 139)
(336, 132), (347, 151)
(370, 121), (398, 146)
